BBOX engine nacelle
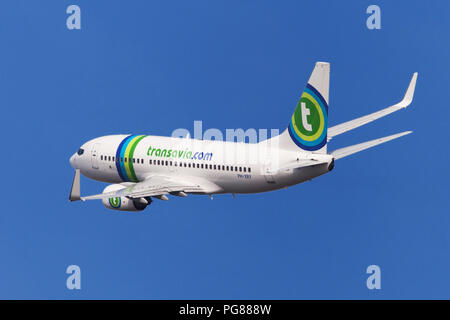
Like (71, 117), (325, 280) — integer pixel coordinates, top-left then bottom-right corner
(102, 184), (149, 212)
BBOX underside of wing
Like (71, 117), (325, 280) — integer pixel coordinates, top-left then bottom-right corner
(80, 175), (221, 201)
(330, 131), (412, 160)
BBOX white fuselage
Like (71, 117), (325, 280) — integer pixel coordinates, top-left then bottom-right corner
(70, 134), (334, 195)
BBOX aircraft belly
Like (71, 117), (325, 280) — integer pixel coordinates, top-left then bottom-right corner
(212, 173), (277, 194)
(278, 163), (329, 187)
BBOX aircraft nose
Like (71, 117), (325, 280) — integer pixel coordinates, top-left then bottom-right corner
(70, 153), (77, 169)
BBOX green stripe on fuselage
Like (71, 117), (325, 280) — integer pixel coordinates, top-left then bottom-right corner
(128, 135), (146, 182)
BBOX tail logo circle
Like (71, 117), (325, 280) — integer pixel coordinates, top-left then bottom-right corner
(288, 84), (328, 151)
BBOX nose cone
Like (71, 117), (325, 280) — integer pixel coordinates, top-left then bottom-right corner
(70, 153), (77, 169)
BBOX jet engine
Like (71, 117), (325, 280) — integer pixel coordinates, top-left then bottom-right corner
(102, 184), (151, 212)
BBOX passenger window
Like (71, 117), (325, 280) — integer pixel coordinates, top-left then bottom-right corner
(235, 166), (238, 171)
(226, 166), (229, 171)
(214, 165), (216, 170)
(170, 161), (173, 166)
(243, 167), (246, 172)
(113, 156), (115, 162)
(100, 155), (103, 160)
(197, 164), (200, 168)
(230, 166), (233, 171)
(239, 167), (242, 172)
(248, 167), (251, 173)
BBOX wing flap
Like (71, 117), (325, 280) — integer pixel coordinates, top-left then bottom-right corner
(80, 175), (213, 201)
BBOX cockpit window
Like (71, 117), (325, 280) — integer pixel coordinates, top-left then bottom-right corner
(77, 148), (84, 155)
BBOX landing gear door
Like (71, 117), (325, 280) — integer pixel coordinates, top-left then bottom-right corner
(91, 143), (100, 169)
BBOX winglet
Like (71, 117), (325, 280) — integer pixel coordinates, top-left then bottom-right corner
(400, 72), (418, 108)
(69, 169), (81, 201)
(327, 72), (418, 139)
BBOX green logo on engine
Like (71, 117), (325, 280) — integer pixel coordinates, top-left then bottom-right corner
(109, 197), (121, 208)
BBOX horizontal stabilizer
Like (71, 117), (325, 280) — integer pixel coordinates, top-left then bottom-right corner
(331, 131), (412, 160)
(328, 73), (417, 140)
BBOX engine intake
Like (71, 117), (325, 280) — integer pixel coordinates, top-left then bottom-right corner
(102, 184), (150, 212)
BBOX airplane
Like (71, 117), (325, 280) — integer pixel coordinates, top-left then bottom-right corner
(69, 62), (418, 212)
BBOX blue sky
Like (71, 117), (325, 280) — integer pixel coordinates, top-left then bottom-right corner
(0, 0), (449, 299)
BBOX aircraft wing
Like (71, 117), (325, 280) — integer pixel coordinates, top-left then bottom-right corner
(79, 175), (220, 201)
(330, 131), (412, 160)
(327, 73), (417, 140)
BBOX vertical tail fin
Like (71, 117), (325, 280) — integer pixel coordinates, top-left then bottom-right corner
(279, 62), (330, 153)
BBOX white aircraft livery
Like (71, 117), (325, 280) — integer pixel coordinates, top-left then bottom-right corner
(69, 62), (418, 211)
